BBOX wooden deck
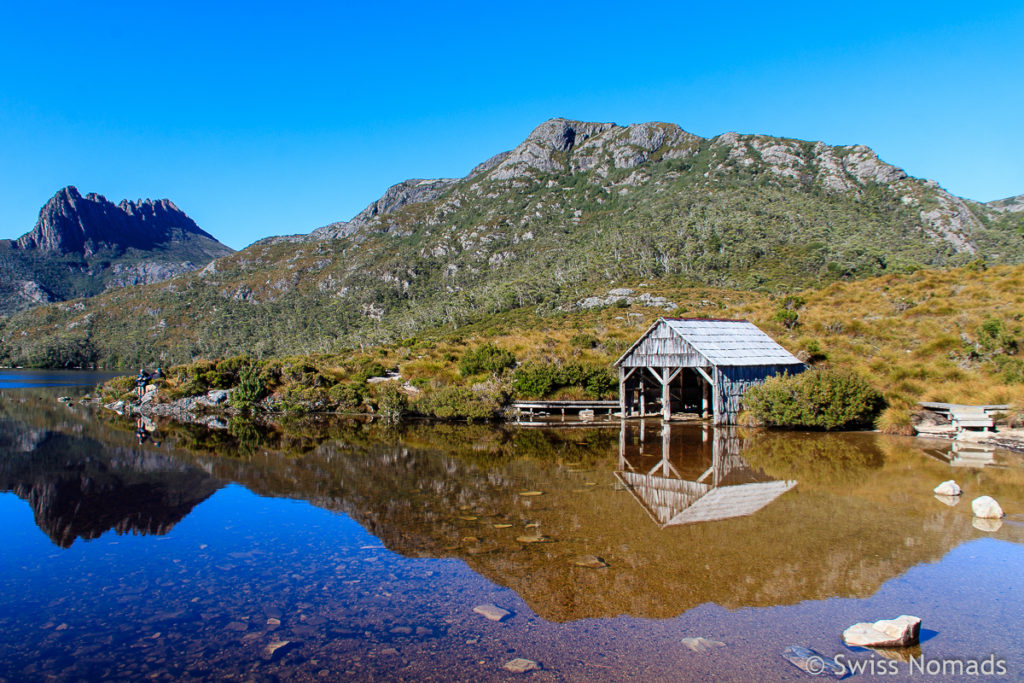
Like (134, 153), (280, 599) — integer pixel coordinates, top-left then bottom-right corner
(918, 402), (1008, 432)
(512, 400), (618, 418)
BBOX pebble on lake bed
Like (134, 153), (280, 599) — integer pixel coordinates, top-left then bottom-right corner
(933, 480), (961, 496)
(573, 555), (609, 569)
(681, 637), (725, 653)
(503, 658), (541, 673)
(972, 496), (1004, 519)
(473, 604), (511, 622)
(262, 640), (294, 661)
(842, 615), (921, 648)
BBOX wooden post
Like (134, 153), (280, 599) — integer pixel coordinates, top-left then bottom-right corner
(618, 366), (626, 418)
(662, 366), (671, 421)
(702, 378), (710, 419)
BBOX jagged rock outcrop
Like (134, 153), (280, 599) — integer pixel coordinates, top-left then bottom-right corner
(14, 186), (226, 256)
(0, 186), (233, 316)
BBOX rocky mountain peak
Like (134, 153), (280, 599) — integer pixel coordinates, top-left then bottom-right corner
(15, 185), (223, 257)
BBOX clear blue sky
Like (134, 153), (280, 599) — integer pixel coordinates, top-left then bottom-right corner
(1, 1), (1022, 250)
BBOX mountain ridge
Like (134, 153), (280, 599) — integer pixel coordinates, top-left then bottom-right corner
(1, 118), (1021, 368)
(0, 186), (233, 315)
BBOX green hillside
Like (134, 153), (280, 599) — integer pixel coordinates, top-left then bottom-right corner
(1, 119), (1021, 369)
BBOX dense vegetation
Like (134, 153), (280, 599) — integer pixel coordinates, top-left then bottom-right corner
(89, 263), (1024, 427)
(2, 124), (1022, 369)
(742, 369), (885, 429)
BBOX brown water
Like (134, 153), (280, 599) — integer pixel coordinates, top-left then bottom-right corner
(1, 384), (1023, 681)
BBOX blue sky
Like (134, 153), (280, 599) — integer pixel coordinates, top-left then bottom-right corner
(1, 1), (1022, 250)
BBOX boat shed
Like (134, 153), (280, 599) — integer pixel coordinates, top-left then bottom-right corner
(615, 318), (805, 425)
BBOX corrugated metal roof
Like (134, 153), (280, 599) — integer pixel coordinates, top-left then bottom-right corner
(662, 318), (803, 366)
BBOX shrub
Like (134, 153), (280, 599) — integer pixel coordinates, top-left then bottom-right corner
(772, 308), (800, 329)
(229, 361), (265, 411)
(351, 361), (387, 383)
(458, 343), (517, 377)
(373, 384), (407, 422)
(743, 369), (885, 430)
(513, 362), (560, 397)
(328, 381), (365, 409)
(412, 385), (501, 421)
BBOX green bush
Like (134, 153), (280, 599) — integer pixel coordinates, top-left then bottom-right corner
(229, 361), (265, 411)
(412, 385), (501, 421)
(513, 362), (560, 397)
(351, 361), (387, 383)
(742, 368), (885, 429)
(458, 343), (517, 377)
(329, 381), (366, 409)
(373, 384), (407, 422)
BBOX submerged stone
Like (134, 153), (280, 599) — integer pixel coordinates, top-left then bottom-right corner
(972, 496), (1004, 519)
(842, 615), (921, 648)
(473, 604), (511, 622)
(573, 555), (609, 569)
(681, 637), (725, 653)
(503, 658), (540, 673)
(262, 640), (294, 661)
(781, 646), (846, 678)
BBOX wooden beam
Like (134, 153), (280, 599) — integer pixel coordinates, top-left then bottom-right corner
(662, 367), (671, 421)
(618, 366), (627, 418)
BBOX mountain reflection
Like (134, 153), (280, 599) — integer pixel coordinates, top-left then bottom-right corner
(3, 393), (1024, 623)
(0, 398), (223, 548)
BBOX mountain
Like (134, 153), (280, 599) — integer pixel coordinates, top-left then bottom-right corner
(1, 119), (1021, 368)
(0, 186), (233, 315)
(988, 193), (1024, 214)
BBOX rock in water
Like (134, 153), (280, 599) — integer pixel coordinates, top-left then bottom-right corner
(262, 640), (294, 661)
(842, 615), (921, 647)
(972, 496), (1004, 519)
(503, 658), (541, 673)
(933, 480), (962, 496)
(573, 555), (609, 569)
(473, 604), (511, 622)
(681, 637), (726, 653)
(781, 646), (846, 678)
(934, 494), (961, 507)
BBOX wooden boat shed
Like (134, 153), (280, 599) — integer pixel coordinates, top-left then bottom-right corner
(615, 318), (805, 424)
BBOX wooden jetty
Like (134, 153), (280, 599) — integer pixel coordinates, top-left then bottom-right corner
(513, 400), (618, 419)
(918, 402), (1007, 433)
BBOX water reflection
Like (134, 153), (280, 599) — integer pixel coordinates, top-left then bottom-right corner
(0, 400), (222, 547)
(616, 423), (796, 526)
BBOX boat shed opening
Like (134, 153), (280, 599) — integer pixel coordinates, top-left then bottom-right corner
(615, 318), (805, 425)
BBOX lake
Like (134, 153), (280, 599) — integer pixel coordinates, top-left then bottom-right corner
(1, 371), (1022, 681)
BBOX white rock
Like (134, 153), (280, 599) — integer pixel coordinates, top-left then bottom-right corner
(972, 496), (1004, 519)
(933, 480), (961, 496)
(473, 604), (511, 622)
(503, 658), (540, 673)
(842, 615), (921, 647)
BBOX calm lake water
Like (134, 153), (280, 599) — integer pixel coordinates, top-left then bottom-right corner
(1, 373), (1023, 681)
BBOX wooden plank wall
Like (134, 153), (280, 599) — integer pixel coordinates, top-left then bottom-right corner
(715, 364), (804, 424)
